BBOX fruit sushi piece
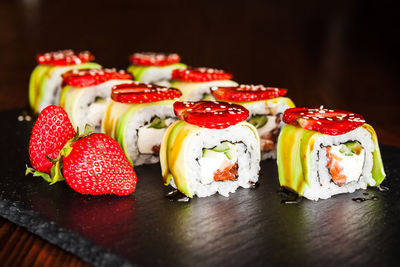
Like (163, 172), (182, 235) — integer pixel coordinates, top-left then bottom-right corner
(277, 106), (386, 200)
(60, 68), (133, 131)
(29, 50), (101, 113)
(171, 67), (238, 101)
(211, 84), (295, 159)
(127, 52), (186, 86)
(102, 82), (182, 166)
(160, 101), (260, 198)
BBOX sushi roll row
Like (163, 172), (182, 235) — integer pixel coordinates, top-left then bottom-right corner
(28, 50), (386, 201)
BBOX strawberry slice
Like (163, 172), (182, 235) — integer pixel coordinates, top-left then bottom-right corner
(28, 105), (76, 173)
(62, 69), (132, 87)
(130, 52), (181, 66)
(283, 106), (365, 135)
(172, 68), (233, 82)
(36, 50), (94, 66)
(173, 101), (249, 129)
(111, 82), (181, 103)
(63, 133), (137, 195)
(211, 84), (287, 102)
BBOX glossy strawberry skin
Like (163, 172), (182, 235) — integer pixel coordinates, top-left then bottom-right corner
(36, 50), (94, 66)
(111, 82), (181, 103)
(63, 133), (137, 195)
(211, 85), (287, 102)
(172, 68), (233, 82)
(283, 107), (365, 136)
(173, 101), (249, 129)
(29, 105), (76, 173)
(62, 69), (132, 88)
(129, 52), (180, 66)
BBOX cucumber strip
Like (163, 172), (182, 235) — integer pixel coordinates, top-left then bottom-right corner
(248, 115), (268, 129)
(148, 117), (167, 129)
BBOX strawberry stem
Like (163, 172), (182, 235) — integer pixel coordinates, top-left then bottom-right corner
(25, 165), (52, 183)
(50, 159), (64, 184)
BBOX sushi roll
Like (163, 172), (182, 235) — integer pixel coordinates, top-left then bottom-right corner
(211, 84), (295, 160)
(29, 50), (101, 113)
(102, 82), (182, 166)
(60, 69), (133, 131)
(127, 52), (186, 86)
(277, 106), (386, 200)
(160, 101), (261, 198)
(171, 67), (238, 101)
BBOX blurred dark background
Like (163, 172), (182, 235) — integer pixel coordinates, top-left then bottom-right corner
(1, 0), (399, 145)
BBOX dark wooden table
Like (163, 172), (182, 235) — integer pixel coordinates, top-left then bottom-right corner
(0, 0), (398, 266)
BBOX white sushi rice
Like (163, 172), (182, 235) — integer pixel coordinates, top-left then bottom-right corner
(125, 105), (176, 166)
(182, 80), (238, 101)
(72, 79), (131, 131)
(137, 118), (175, 154)
(245, 99), (293, 160)
(139, 65), (185, 86)
(38, 67), (68, 112)
(302, 126), (376, 200)
(170, 123), (260, 197)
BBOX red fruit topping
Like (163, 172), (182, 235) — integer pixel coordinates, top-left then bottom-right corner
(173, 101), (249, 129)
(211, 84), (287, 102)
(62, 69), (132, 88)
(130, 52), (181, 66)
(36, 50), (94, 66)
(172, 68), (233, 82)
(63, 133), (137, 195)
(111, 82), (181, 104)
(29, 105), (76, 173)
(283, 106), (365, 135)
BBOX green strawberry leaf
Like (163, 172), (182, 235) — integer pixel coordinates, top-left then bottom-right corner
(25, 165), (52, 183)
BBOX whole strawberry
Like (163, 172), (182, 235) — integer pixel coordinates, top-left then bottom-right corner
(28, 105), (76, 174)
(62, 133), (137, 195)
(26, 105), (137, 195)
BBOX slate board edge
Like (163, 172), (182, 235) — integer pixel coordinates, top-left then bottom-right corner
(0, 195), (138, 267)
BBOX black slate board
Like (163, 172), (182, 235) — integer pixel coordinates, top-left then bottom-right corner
(1, 109), (400, 267)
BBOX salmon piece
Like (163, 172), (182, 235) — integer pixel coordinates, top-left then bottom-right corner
(326, 146), (347, 186)
(213, 163), (238, 182)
